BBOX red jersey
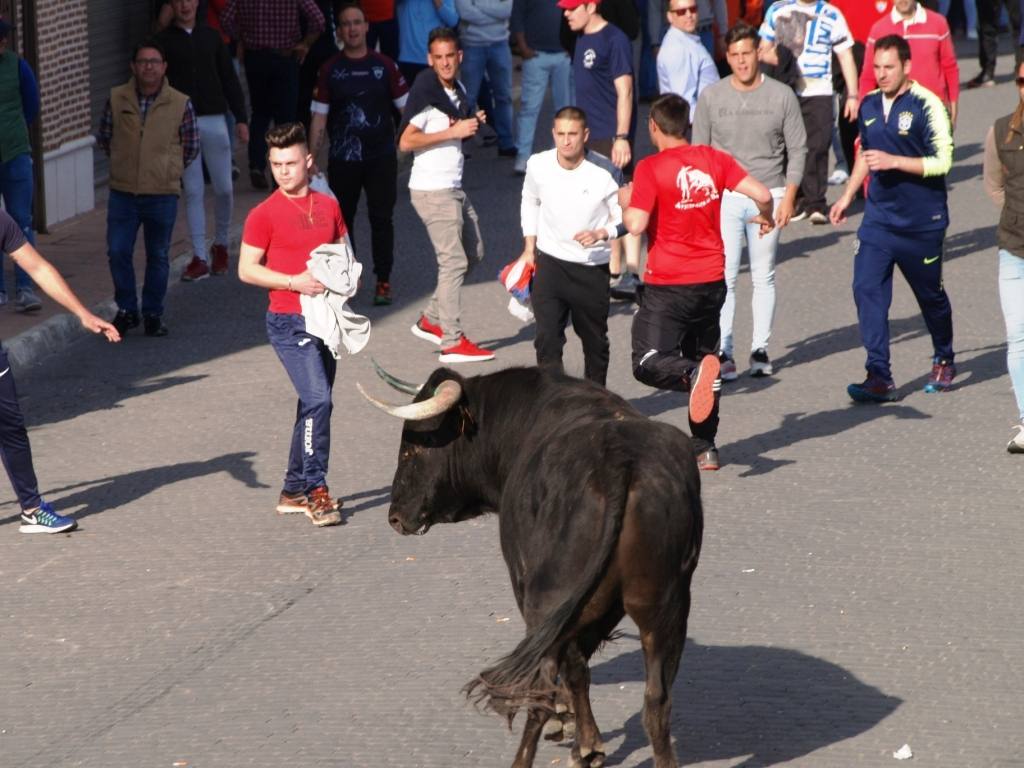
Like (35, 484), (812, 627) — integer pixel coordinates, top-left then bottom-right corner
(832, 0), (890, 43)
(631, 144), (748, 285)
(242, 189), (347, 314)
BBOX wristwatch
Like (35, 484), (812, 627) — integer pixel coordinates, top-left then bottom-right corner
(614, 134), (629, 141)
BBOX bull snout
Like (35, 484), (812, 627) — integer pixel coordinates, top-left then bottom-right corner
(388, 508), (430, 535)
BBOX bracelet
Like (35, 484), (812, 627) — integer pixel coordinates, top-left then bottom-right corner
(846, 94), (858, 100)
(614, 134), (629, 141)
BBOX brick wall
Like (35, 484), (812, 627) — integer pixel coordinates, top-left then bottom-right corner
(31, 0), (92, 153)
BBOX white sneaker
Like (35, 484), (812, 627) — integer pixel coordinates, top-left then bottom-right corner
(828, 168), (849, 186)
(1008, 423), (1024, 454)
(808, 211), (829, 225)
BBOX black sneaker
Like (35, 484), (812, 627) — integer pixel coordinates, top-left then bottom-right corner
(847, 374), (897, 403)
(966, 70), (995, 88)
(143, 315), (169, 337)
(112, 310), (140, 335)
(750, 348), (773, 377)
(249, 168), (269, 189)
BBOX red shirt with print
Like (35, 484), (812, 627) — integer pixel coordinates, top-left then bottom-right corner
(242, 189), (347, 314)
(630, 144), (748, 285)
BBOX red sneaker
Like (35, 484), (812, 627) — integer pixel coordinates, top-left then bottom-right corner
(181, 255), (210, 282)
(411, 315), (443, 345)
(374, 281), (393, 305)
(306, 486), (342, 527)
(688, 354), (721, 424)
(439, 336), (495, 363)
(210, 243), (229, 275)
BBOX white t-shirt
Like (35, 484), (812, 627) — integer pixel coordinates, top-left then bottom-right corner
(520, 149), (623, 266)
(759, 0), (852, 97)
(407, 87), (464, 192)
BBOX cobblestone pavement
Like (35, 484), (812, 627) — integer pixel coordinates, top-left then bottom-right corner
(1, 44), (1023, 768)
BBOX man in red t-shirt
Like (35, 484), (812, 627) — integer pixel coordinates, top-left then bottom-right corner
(622, 94), (773, 470)
(238, 122), (347, 527)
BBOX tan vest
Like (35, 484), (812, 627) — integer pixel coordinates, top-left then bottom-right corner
(108, 78), (189, 196)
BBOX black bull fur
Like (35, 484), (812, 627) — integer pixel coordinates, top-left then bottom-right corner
(384, 366), (703, 768)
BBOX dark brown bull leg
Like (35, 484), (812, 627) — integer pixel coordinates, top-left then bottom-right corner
(639, 623), (686, 768)
(511, 707), (551, 768)
(564, 642), (605, 768)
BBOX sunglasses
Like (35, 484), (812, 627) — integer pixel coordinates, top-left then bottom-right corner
(670, 6), (698, 14)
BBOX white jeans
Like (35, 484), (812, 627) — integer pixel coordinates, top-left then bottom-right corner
(183, 114), (233, 258)
(719, 187), (784, 358)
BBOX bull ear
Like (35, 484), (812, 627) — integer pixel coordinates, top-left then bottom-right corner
(357, 379), (463, 420)
(372, 358), (424, 396)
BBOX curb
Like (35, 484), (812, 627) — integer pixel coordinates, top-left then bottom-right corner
(4, 243), (233, 371)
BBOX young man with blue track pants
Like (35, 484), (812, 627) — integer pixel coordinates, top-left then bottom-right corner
(830, 34), (955, 403)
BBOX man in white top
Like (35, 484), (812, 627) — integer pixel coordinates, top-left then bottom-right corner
(519, 106), (623, 385)
(759, 0), (859, 224)
(657, 0), (719, 128)
(398, 27), (495, 363)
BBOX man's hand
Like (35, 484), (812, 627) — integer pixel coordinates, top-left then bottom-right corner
(520, 45), (537, 60)
(829, 193), (853, 225)
(758, 42), (778, 66)
(774, 197), (794, 228)
(450, 118), (481, 139)
(475, 109), (487, 124)
(236, 122), (250, 143)
(861, 149), (900, 172)
(573, 229), (607, 247)
(292, 41), (311, 64)
(291, 270), (327, 296)
(518, 249), (536, 266)
(843, 95), (858, 121)
(81, 312), (121, 342)
(617, 182), (633, 209)
(612, 138), (631, 169)
(750, 213), (775, 238)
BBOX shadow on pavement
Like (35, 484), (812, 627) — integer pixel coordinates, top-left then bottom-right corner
(0, 451), (268, 526)
(590, 639), (901, 768)
(721, 404), (930, 477)
(341, 485), (392, 517)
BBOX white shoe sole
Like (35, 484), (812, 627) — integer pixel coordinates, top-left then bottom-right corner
(438, 352), (495, 363)
(750, 364), (774, 377)
(410, 323), (442, 346)
(19, 522), (76, 534)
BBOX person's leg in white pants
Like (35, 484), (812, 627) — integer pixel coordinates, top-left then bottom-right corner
(199, 115), (234, 251)
(746, 189), (784, 356)
(719, 190), (749, 363)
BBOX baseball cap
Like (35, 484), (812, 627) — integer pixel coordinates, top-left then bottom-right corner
(556, 0), (597, 9)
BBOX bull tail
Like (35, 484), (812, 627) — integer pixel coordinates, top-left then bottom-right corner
(463, 474), (631, 723)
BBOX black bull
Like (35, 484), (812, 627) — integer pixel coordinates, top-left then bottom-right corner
(363, 366), (703, 768)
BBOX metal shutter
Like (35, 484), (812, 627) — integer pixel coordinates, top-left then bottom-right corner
(88, 0), (154, 184)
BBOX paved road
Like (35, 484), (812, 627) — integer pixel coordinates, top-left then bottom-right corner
(2, 44), (1023, 768)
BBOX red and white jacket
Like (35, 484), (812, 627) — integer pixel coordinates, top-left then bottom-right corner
(859, 3), (960, 107)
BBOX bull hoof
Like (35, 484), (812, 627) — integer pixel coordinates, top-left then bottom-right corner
(542, 718), (565, 742)
(577, 748), (606, 768)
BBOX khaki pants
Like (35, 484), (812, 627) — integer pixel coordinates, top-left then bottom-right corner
(410, 188), (484, 347)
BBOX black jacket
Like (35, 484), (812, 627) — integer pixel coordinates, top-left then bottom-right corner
(156, 24), (248, 122)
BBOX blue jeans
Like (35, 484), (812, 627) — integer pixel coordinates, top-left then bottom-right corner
(106, 190), (178, 317)
(183, 114), (234, 255)
(999, 249), (1024, 421)
(0, 152), (36, 293)
(460, 41), (514, 151)
(515, 50), (572, 162)
(266, 312), (336, 492)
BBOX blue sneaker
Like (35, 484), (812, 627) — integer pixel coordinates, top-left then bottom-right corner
(848, 375), (898, 403)
(923, 357), (956, 393)
(19, 501), (77, 534)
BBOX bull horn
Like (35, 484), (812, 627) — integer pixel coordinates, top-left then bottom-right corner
(372, 358), (423, 396)
(357, 379), (463, 420)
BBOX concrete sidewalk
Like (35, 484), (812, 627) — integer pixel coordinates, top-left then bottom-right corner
(0, 177), (272, 369)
